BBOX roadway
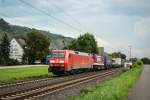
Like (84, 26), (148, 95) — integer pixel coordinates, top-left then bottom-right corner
(128, 65), (150, 100)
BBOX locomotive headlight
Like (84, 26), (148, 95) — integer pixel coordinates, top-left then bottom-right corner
(59, 60), (64, 63)
(50, 60), (55, 63)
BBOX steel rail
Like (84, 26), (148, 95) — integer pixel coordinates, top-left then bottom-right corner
(1, 69), (120, 100)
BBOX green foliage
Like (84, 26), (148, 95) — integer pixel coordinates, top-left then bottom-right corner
(64, 39), (78, 50)
(0, 33), (20, 65)
(24, 32), (50, 64)
(7, 59), (20, 66)
(132, 60), (143, 68)
(0, 65), (51, 83)
(71, 61), (143, 100)
(141, 57), (150, 64)
(0, 18), (11, 32)
(0, 33), (10, 65)
(130, 58), (138, 63)
(109, 52), (126, 59)
(64, 33), (99, 54)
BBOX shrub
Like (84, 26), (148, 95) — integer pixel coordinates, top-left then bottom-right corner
(71, 60), (144, 100)
(132, 60), (143, 68)
(7, 59), (20, 66)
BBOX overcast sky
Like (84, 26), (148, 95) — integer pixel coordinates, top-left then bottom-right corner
(0, 0), (149, 58)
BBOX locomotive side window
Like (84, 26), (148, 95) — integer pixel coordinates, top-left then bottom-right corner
(51, 52), (65, 58)
(47, 52), (51, 57)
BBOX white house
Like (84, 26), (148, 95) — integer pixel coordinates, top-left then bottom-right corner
(9, 38), (26, 62)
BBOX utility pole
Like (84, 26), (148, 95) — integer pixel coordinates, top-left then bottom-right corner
(128, 45), (132, 61)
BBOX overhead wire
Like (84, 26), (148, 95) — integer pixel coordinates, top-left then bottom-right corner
(46, 0), (88, 32)
(18, 0), (84, 33)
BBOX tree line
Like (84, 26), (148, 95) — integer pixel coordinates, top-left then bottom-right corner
(1, 31), (140, 66)
(64, 33), (127, 60)
(0, 32), (102, 65)
(141, 57), (150, 64)
(0, 32), (50, 65)
(64, 33), (99, 54)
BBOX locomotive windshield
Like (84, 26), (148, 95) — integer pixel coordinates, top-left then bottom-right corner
(51, 52), (65, 58)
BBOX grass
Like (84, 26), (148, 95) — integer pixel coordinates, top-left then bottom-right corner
(70, 60), (144, 100)
(0, 65), (52, 83)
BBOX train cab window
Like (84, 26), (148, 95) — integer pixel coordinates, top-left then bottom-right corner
(48, 52), (51, 55)
(51, 52), (65, 58)
(47, 52), (51, 58)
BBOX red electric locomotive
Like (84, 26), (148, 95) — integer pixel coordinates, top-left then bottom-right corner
(48, 50), (94, 74)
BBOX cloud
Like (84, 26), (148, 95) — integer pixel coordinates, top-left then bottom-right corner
(96, 37), (110, 47)
(104, 0), (150, 16)
(133, 17), (150, 57)
(134, 17), (150, 48)
(0, 0), (150, 57)
(133, 47), (150, 58)
(134, 17), (150, 38)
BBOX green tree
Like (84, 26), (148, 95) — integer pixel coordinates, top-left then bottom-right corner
(109, 52), (126, 59)
(0, 33), (10, 65)
(130, 58), (138, 63)
(141, 57), (150, 64)
(25, 32), (50, 64)
(0, 18), (11, 32)
(64, 39), (78, 50)
(64, 33), (99, 54)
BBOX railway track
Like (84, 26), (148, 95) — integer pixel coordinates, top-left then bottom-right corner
(0, 77), (52, 88)
(0, 68), (121, 100)
(0, 70), (106, 96)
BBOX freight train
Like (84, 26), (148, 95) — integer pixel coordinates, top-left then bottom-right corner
(48, 48), (123, 75)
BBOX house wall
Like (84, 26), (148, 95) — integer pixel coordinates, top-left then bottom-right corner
(9, 38), (24, 62)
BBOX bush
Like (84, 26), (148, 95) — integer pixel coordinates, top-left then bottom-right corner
(122, 68), (129, 72)
(71, 60), (144, 100)
(137, 61), (143, 66)
(132, 60), (143, 68)
(7, 59), (21, 66)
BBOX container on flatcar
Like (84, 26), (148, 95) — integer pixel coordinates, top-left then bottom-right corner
(104, 53), (112, 68)
(112, 58), (125, 67)
(93, 47), (105, 70)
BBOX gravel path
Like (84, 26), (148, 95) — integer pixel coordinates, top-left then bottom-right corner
(128, 65), (150, 100)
